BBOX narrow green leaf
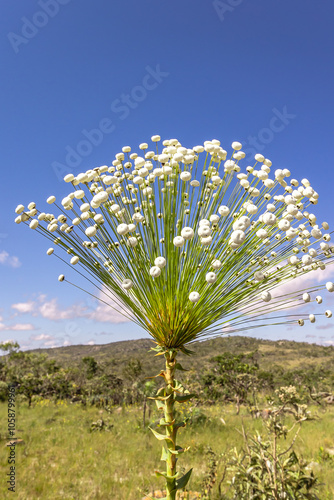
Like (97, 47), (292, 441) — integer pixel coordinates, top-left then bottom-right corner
(160, 446), (169, 462)
(168, 445), (190, 455)
(159, 418), (176, 427)
(149, 427), (174, 443)
(155, 399), (165, 411)
(175, 362), (189, 372)
(155, 469), (179, 481)
(175, 468), (193, 490)
(174, 393), (196, 403)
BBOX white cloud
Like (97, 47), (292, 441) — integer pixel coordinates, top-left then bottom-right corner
(0, 323), (36, 331)
(0, 251), (21, 268)
(271, 265), (334, 298)
(31, 334), (53, 341)
(12, 292), (131, 324)
(12, 302), (35, 314)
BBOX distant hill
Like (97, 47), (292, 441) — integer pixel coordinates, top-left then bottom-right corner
(26, 336), (334, 377)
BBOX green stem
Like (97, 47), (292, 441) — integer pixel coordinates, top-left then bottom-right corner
(164, 352), (177, 500)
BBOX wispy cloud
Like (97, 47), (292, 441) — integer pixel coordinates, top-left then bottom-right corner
(30, 334), (54, 341)
(316, 323), (333, 330)
(271, 265), (334, 298)
(11, 292), (131, 324)
(0, 323), (36, 331)
(0, 250), (21, 268)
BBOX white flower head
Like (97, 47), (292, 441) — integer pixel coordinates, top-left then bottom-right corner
(206, 272), (217, 284)
(261, 291), (271, 302)
(122, 279), (133, 290)
(154, 256), (166, 268)
(173, 236), (185, 247)
(189, 291), (200, 303)
(150, 266), (161, 278)
(326, 282), (334, 292)
(117, 224), (129, 235)
(181, 227), (194, 240)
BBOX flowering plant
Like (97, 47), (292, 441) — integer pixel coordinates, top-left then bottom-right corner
(16, 136), (333, 499)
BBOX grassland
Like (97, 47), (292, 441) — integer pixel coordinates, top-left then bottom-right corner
(26, 335), (334, 379)
(0, 399), (333, 500)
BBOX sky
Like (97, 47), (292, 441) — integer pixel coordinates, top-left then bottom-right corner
(1, 0), (334, 352)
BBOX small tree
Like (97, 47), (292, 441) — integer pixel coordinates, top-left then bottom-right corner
(228, 386), (320, 499)
(202, 352), (260, 413)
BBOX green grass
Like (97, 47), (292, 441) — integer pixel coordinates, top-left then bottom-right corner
(0, 400), (333, 499)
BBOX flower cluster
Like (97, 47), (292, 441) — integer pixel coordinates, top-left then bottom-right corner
(15, 136), (334, 347)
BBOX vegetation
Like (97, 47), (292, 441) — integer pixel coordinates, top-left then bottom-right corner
(0, 337), (333, 498)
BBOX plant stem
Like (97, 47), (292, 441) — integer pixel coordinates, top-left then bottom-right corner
(164, 351), (177, 500)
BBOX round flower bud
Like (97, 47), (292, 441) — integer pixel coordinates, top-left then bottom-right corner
(122, 279), (133, 290)
(15, 204), (25, 214)
(261, 291), (271, 302)
(302, 255), (312, 266)
(303, 293), (311, 303)
(117, 224), (129, 235)
(255, 154), (265, 163)
(64, 174), (74, 183)
(155, 256), (166, 268)
(150, 266), (161, 278)
(325, 310), (332, 318)
(206, 272), (217, 284)
(212, 260), (222, 270)
(58, 274), (65, 282)
(230, 230), (246, 245)
(189, 291), (200, 303)
(231, 141), (242, 151)
(128, 237), (138, 247)
(309, 314), (315, 323)
(256, 229), (268, 239)
(278, 219), (290, 231)
(151, 135), (161, 142)
(85, 227), (97, 237)
(210, 214), (220, 223)
(298, 319), (304, 326)
(190, 180), (200, 187)
(173, 236), (185, 247)
(70, 256), (79, 265)
(198, 225), (211, 237)
(47, 196), (56, 204)
(180, 171), (191, 181)
(181, 227), (194, 240)
(201, 236), (212, 246)
(46, 248), (54, 255)
(322, 221), (329, 230)
(326, 282), (334, 292)
(262, 213), (277, 226)
(80, 203), (90, 212)
(316, 296), (322, 304)
(254, 271), (265, 282)
(218, 205), (230, 216)
(29, 220), (39, 229)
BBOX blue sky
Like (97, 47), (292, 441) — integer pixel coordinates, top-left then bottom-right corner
(1, 0), (334, 351)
